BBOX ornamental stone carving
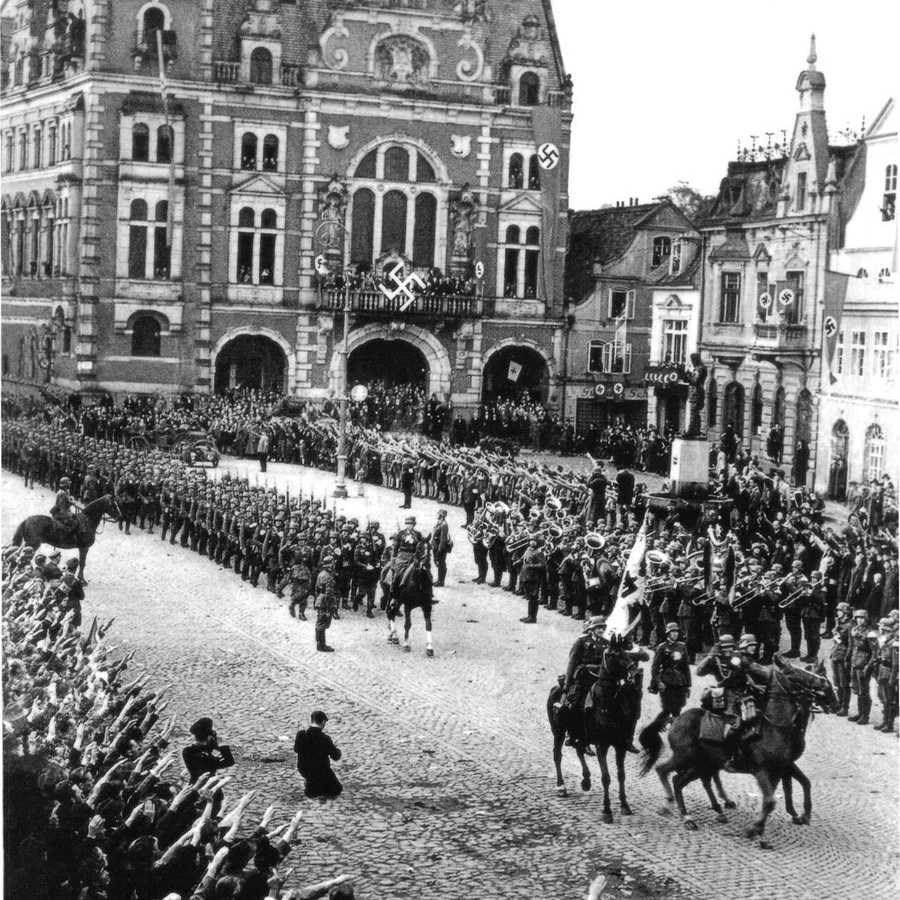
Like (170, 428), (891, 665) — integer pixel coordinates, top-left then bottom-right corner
(375, 35), (430, 86)
(506, 14), (547, 65)
(241, 0), (281, 39)
(450, 184), (478, 264)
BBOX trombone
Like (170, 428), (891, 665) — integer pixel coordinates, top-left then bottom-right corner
(779, 585), (808, 608)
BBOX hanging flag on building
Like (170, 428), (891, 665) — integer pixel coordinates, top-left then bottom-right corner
(507, 361), (523, 382)
(823, 271), (851, 370)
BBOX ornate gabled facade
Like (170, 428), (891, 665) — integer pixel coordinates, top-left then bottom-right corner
(698, 38), (860, 489)
(1, 0), (572, 412)
(564, 199), (699, 433)
(815, 97), (897, 499)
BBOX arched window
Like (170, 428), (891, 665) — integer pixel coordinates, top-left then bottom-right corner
(795, 389), (813, 442)
(355, 150), (376, 179)
(528, 155), (541, 190)
(413, 193), (436, 267)
(240, 133), (257, 170)
(884, 164), (897, 223)
(132, 123), (150, 161)
(381, 190), (407, 254)
(262, 134), (279, 171)
(518, 72), (540, 106)
(142, 7), (165, 39)
(238, 207), (255, 228)
(131, 315), (161, 357)
(508, 153), (524, 189)
(723, 381), (745, 435)
(249, 48), (273, 85)
(505, 225), (521, 244)
(350, 189), (375, 265)
(503, 226), (521, 298)
(156, 125), (173, 163)
(128, 199), (149, 279)
(864, 424), (885, 481)
(652, 237), (672, 268)
(384, 147), (409, 182)
(707, 377), (718, 428)
(751, 383), (764, 435)
(233, 206), (280, 285)
(415, 153), (435, 183)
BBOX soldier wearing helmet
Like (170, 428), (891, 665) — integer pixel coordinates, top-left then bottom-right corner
(830, 602), (854, 715)
(847, 609), (878, 725)
(873, 617), (898, 733)
(560, 615), (609, 751)
(385, 516), (431, 613)
(648, 622), (692, 729)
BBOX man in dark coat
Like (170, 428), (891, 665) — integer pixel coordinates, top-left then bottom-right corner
(294, 710), (343, 799)
(182, 717), (235, 783)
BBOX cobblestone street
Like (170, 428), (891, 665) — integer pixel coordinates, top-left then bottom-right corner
(4, 464), (897, 900)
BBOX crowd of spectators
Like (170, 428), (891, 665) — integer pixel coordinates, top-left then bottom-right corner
(320, 266), (477, 300)
(2, 545), (354, 900)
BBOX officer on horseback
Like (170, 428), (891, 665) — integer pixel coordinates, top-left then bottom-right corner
(560, 615), (609, 751)
(385, 515), (432, 613)
(696, 633), (769, 769)
(50, 477), (79, 537)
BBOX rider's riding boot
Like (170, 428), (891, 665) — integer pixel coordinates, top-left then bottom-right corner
(366, 601), (375, 619)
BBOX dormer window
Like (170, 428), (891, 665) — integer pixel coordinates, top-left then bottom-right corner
(883, 164), (897, 222)
(518, 72), (540, 106)
(669, 240), (682, 275)
(652, 237), (671, 268)
(249, 48), (273, 85)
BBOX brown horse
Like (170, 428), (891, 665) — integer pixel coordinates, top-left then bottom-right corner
(12, 495), (120, 583)
(548, 640), (644, 822)
(639, 656), (839, 846)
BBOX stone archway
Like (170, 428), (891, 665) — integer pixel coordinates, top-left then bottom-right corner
(211, 326), (293, 394)
(329, 322), (451, 397)
(478, 338), (556, 405)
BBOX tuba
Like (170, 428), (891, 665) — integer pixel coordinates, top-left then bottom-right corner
(585, 532), (606, 555)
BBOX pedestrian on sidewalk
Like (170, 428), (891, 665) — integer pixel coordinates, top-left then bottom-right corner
(294, 710), (343, 799)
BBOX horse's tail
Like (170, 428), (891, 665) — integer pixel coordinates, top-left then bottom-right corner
(638, 718), (665, 778)
(12, 521), (25, 547)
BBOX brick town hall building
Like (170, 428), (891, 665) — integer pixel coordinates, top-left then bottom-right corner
(1, 0), (572, 410)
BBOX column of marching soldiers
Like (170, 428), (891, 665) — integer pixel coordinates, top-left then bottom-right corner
(3, 395), (898, 734)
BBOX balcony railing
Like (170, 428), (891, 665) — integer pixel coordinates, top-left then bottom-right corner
(319, 287), (483, 318)
(212, 60), (302, 87)
(754, 322), (809, 344)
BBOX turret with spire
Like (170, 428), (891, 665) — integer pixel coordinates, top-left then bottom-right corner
(781, 35), (829, 217)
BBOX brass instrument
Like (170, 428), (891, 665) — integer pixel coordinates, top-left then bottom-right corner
(506, 529), (531, 554)
(585, 532), (606, 554)
(732, 574), (790, 610)
(779, 585), (808, 608)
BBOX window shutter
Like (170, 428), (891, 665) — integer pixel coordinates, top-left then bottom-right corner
(607, 289), (613, 319)
(626, 290), (636, 319)
(624, 344), (632, 374)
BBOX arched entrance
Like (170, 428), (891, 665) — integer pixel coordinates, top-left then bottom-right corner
(348, 338), (428, 391)
(481, 345), (550, 404)
(828, 420), (850, 501)
(214, 334), (287, 393)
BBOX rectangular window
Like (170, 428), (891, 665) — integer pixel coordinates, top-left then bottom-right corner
(670, 240), (682, 276)
(719, 272), (741, 322)
(33, 129), (41, 169)
(3, 133), (13, 172)
(785, 270), (804, 324)
(523, 249), (539, 298)
(756, 272), (770, 320)
(873, 331), (890, 378)
(850, 330), (866, 376)
(237, 232), (254, 283)
(47, 127), (56, 166)
(796, 172), (807, 211)
(18, 131), (28, 169)
(128, 225), (147, 279)
(836, 331), (845, 374)
(503, 249), (519, 297)
(588, 341), (605, 374)
(608, 289), (635, 320)
(662, 319), (688, 365)
(153, 226), (170, 279)
(258, 233), (275, 284)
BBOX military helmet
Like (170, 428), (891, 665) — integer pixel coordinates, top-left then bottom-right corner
(665, 621), (680, 634)
(587, 615), (607, 632)
(739, 633), (759, 649)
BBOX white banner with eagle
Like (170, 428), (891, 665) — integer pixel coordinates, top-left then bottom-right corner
(605, 515), (648, 637)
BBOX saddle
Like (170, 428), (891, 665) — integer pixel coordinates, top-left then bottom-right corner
(699, 710), (736, 744)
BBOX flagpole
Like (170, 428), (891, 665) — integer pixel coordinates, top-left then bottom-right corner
(156, 30), (176, 251)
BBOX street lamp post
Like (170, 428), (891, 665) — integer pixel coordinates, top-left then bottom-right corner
(333, 283), (351, 499)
